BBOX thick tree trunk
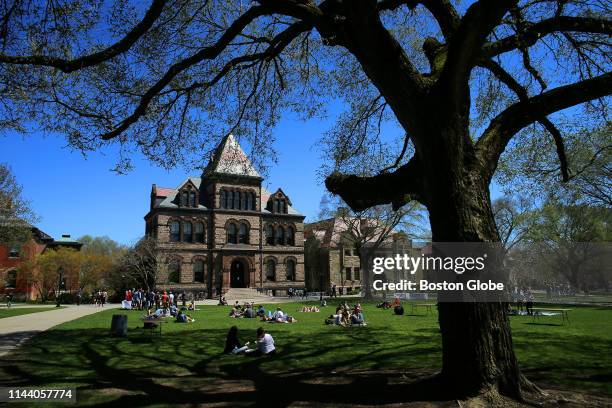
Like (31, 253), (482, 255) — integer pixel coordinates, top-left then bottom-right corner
(425, 155), (528, 399)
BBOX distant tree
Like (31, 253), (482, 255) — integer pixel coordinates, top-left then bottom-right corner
(19, 247), (81, 301)
(492, 195), (532, 255)
(319, 194), (426, 299)
(525, 201), (611, 292)
(0, 163), (38, 245)
(117, 236), (160, 292)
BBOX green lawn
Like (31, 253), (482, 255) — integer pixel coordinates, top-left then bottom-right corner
(0, 300), (610, 406)
(0, 307), (62, 319)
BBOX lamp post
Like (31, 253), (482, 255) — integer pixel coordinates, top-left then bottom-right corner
(56, 267), (64, 307)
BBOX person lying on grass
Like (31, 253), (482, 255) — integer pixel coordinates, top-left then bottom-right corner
(260, 307), (298, 323)
(224, 326), (249, 354)
(300, 306), (320, 312)
(176, 309), (195, 323)
(245, 327), (276, 357)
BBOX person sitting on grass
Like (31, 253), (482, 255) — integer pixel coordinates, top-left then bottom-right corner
(188, 300), (196, 311)
(272, 307), (285, 322)
(224, 326), (250, 354)
(229, 307), (243, 318)
(234, 301), (242, 310)
(256, 305), (266, 317)
(243, 304), (256, 318)
(350, 310), (366, 326)
(245, 327), (276, 356)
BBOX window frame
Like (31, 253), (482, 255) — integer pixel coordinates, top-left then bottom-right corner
(238, 222), (249, 244)
(227, 222), (238, 244)
(194, 222), (205, 243)
(265, 259), (276, 281)
(169, 220), (180, 242)
(182, 221), (193, 243)
(193, 259), (205, 283)
(286, 259), (296, 281)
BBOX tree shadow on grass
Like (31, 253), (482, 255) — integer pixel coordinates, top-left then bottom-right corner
(1, 323), (610, 406)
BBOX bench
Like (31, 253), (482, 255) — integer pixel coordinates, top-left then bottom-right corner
(410, 303), (435, 314)
(530, 308), (572, 324)
(141, 318), (168, 336)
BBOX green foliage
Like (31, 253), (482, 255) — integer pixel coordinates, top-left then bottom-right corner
(0, 163), (38, 245)
(0, 301), (610, 404)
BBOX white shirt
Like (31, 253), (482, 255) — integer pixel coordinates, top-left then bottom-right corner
(272, 310), (284, 320)
(257, 333), (275, 354)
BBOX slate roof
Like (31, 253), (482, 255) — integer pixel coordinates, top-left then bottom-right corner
(204, 134), (261, 178)
(150, 136), (303, 216)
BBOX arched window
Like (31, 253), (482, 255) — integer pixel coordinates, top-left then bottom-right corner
(275, 226), (285, 245)
(181, 191), (189, 207)
(275, 199), (281, 213)
(220, 190), (227, 208)
(241, 192), (247, 210)
(234, 191), (240, 209)
(266, 224), (274, 245)
(266, 259), (276, 281)
(193, 259), (205, 283)
(194, 222), (205, 243)
(170, 221), (180, 242)
(227, 223), (237, 244)
(239, 223), (249, 244)
(182, 221), (192, 242)
(287, 226), (295, 246)
(168, 261), (180, 283)
(286, 259), (296, 281)
(189, 191), (197, 207)
(228, 190), (234, 209)
(246, 192), (253, 210)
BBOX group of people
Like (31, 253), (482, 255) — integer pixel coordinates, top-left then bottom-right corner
(224, 326), (276, 356)
(144, 304), (196, 323)
(325, 301), (366, 326)
(511, 287), (535, 315)
(228, 302), (297, 323)
(123, 289), (193, 311)
(92, 290), (108, 306)
(300, 306), (320, 312)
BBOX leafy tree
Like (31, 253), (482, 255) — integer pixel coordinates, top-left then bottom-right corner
(1, 0), (611, 399)
(318, 194), (426, 298)
(492, 195), (532, 255)
(524, 201), (611, 292)
(0, 163), (38, 245)
(498, 125), (612, 207)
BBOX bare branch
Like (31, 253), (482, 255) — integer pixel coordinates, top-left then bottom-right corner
(482, 16), (612, 58)
(0, 0), (168, 73)
(476, 71), (612, 181)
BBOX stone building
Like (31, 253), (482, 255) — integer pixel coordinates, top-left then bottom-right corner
(144, 134), (305, 298)
(304, 216), (421, 296)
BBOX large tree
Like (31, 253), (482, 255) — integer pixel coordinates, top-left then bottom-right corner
(0, 0), (610, 400)
(0, 163), (38, 245)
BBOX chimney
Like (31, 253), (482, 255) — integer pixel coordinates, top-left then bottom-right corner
(62, 234), (71, 239)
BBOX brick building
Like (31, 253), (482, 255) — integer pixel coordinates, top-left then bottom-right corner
(144, 134), (305, 298)
(0, 229), (82, 300)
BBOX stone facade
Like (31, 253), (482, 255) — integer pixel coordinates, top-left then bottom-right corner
(144, 135), (305, 298)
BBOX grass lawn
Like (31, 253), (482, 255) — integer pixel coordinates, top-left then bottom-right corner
(0, 307), (63, 319)
(0, 300), (610, 406)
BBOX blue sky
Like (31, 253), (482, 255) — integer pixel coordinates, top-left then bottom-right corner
(0, 115), (338, 245)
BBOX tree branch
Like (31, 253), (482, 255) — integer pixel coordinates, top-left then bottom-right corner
(0, 0), (167, 73)
(325, 156), (424, 211)
(100, 13), (310, 140)
(479, 60), (569, 181)
(438, 0), (515, 102)
(482, 16), (612, 58)
(476, 71), (612, 181)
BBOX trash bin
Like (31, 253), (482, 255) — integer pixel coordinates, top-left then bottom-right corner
(110, 314), (128, 337)
(394, 305), (404, 315)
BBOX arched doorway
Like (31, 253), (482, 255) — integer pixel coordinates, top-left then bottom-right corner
(230, 259), (247, 288)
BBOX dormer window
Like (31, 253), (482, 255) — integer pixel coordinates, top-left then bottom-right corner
(178, 182), (198, 208)
(267, 190), (290, 214)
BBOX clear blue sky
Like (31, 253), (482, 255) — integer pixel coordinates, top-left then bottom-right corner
(1, 114), (504, 245)
(0, 115), (334, 245)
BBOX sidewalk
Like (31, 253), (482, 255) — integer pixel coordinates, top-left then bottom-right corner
(0, 304), (113, 357)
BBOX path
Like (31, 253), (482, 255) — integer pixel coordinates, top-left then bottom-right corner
(0, 304), (113, 357)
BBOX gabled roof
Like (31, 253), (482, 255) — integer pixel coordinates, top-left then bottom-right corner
(260, 187), (302, 216)
(154, 177), (208, 210)
(204, 134), (261, 178)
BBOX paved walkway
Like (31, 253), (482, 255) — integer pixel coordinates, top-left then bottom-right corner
(0, 304), (113, 357)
